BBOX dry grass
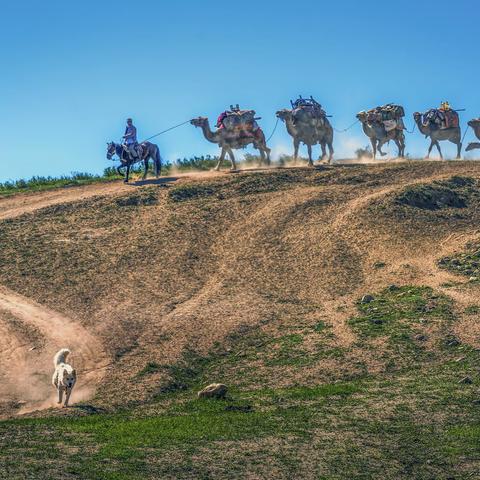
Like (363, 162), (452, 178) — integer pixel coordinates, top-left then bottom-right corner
(1, 161), (480, 478)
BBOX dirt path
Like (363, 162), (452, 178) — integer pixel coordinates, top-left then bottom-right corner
(0, 287), (108, 417)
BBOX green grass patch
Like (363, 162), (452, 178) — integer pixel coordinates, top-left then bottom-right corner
(395, 176), (477, 210)
(0, 171), (121, 196)
(349, 286), (452, 341)
(439, 242), (480, 278)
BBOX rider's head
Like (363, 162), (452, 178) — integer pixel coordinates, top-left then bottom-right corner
(127, 118), (133, 125)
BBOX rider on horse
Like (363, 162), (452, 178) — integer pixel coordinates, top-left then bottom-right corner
(123, 118), (142, 161)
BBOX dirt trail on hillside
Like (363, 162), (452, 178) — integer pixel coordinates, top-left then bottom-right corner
(0, 287), (108, 417)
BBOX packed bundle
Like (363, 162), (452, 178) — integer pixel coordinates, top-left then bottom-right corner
(291, 96), (327, 126)
(364, 104), (405, 131)
(423, 108), (459, 130)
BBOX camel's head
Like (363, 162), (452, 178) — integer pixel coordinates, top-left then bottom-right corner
(468, 118), (480, 129)
(190, 117), (208, 128)
(356, 111), (368, 123)
(413, 112), (422, 121)
(276, 109), (292, 122)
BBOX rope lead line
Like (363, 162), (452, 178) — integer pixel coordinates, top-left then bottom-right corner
(266, 118), (280, 143)
(333, 119), (360, 133)
(141, 120), (192, 142)
(461, 125), (470, 145)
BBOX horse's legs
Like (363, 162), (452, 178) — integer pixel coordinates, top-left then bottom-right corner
(155, 148), (161, 177)
(307, 144), (313, 166)
(142, 157), (149, 180)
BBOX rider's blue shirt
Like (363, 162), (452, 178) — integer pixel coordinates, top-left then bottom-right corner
(125, 125), (137, 144)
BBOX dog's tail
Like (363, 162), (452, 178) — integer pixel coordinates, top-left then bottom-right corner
(54, 348), (71, 366)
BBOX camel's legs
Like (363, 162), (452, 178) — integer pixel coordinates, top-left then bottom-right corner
(434, 141), (443, 159)
(319, 143), (327, 162)
(450, 139), (462, 159)
(258, 147), (271, 166)
(370, 137), (377, 160)
(377, 139), (388, 156)
(215, 148), (226, 171)
(307, 144), (314, 166)
(265, 146), (271, 165)
(293, 139), (300, 164)
(227, 147), (237, 170)
(394, 138), (404, 158)
(327, 142), (334, 164)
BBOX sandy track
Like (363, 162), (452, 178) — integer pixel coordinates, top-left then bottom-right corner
(0, 182), (134, 221)
(0, 285), (108, 416)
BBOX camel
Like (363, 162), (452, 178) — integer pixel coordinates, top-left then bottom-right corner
(465, 119), (480, 152)
(190, 117), (271, 171)
(276, 109), (334, 166)
(413, 112), (462, 159)
(356, 112), (405, 159)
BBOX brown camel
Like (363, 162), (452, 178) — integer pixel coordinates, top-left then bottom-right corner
(356, 112), (405, 159)
(190, 117), (271, 171)
(276, 109), (334, 166)
(413, 112), (462, 159)
(465, 119), (480, 152)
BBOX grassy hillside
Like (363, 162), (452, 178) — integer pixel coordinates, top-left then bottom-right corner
(1, 162), (480, 479)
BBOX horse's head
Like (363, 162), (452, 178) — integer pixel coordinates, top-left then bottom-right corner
(106, 142), (117, 160)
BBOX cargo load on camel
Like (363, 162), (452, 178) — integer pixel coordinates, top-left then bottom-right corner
(365, 104), (405, 132)
(216, 105), (260, 139)
(290, 96), (327, 128)
(422, 108), (460, 130)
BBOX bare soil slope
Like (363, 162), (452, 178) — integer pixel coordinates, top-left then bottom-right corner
(0, 162), (480, 415)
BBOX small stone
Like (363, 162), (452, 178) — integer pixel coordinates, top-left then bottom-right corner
(459, 377), (473, 385)
(29, 346), (37, 351)
(361, 295), (375, 304)
(198, 383), (228, 399)
(372, 319), (384, 325)
(469, 277), (478, 282)
(415, 334), (428, 342)
(388, 284), (399, 292)
(472, 399), (480, 405)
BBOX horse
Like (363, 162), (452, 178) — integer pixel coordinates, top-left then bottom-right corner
(106, 142), (162, 183)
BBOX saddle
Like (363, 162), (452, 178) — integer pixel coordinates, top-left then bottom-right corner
(221, 108), (257, 131)
(423, 109), (459, 129)
(291, 96), (326, 125)
(123, 143), (144, 162)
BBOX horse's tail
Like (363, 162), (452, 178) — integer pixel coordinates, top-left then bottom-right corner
(155, 146), (162, 176)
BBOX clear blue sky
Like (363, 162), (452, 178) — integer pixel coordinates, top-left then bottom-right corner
(1, 0), (478, 181)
